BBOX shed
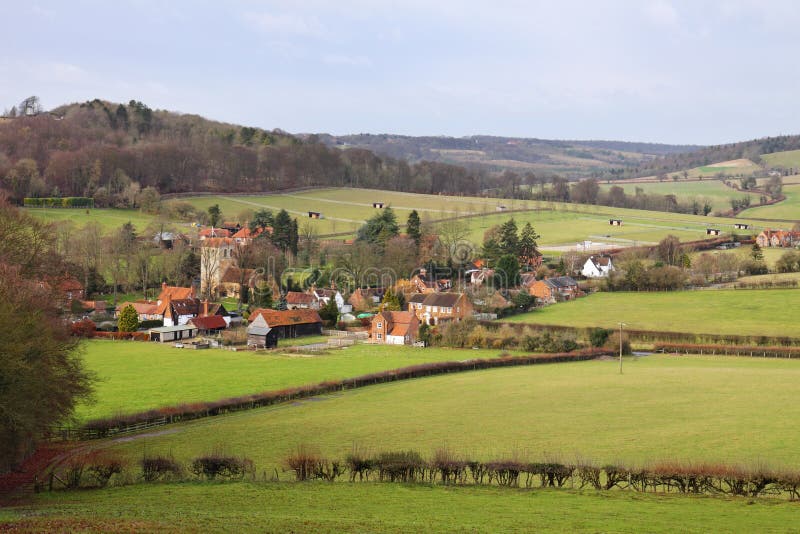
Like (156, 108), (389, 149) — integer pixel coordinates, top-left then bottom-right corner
(246, 314), (278, 348)
(734, 223), (749, 230)
(188, 315), (227, 334)
(149, 324), (198, 343)
(372, 202), (384, 208)
(496, 205), (507, 211)
(706, 229), (722, 236)
(308, 211), (323, 219)
(609, 219), (623, 226)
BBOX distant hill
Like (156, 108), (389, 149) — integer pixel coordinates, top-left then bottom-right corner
(309, 133), (702, 178)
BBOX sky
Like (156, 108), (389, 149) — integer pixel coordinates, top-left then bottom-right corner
(1, 0), (799, 145)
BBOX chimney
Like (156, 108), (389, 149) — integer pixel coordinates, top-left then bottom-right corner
(162, 281), (168, 291)
(203, 299), (209, 317)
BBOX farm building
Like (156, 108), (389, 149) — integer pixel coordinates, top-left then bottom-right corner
(149, 324), (198, 343)
(247, 314), (278, 349)
(248, 308), (323, 339)
(372, 202), (384, 208)
(496, 205), (508, 211)
(308, 211), (323, 219)
(188, 314), (227, 335)
(706, 229), (722, 236)
(609, 219), (623, 226)
(734, 223), (749, 230)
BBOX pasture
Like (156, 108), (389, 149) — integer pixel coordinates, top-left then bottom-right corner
(503, 289), (800, 337)
(740, 183), (800, 220)
(2, 481), (797, 533)
(25, 207), (161, 232)
(597, 180), (754, 213)
(762, 148), (800, 169)
(92, 355), (800, 469)
(75, 340), (515, 422)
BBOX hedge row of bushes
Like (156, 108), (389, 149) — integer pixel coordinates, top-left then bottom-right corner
(282, 448), (800, 499)
(23, 197), (94, 208)
(46, 448), (800, 501)
(655, 343), (800, 358)
(75, 349), (611, 438)
(489, 321), (800, 347)
(92, 331), (149, 341)
(43, 453), (253, 491)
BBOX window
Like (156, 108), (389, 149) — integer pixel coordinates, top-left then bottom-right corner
(377, 322), (382, 329)
(377, 333), (382, 340)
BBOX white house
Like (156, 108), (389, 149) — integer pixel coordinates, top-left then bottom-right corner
(581, 256), (614, 278)
(311, 288), (352, 313)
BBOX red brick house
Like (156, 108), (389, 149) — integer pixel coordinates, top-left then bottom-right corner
(529, 276), (581, 304)
(407, 292), (473, 326)
(371, 311), (419, 345)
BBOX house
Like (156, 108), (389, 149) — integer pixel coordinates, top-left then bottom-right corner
(56, 276), (85, 304)
(157, 282), (195, 303)
(520, 273), (537, 290)
(410, 268), (451, 293)
(155, 297), (202, 327)
(757, 229), (800, 248)
(248, 308), (323, 339)
(310, 288), (351, 313)
(408, 292), (473, 326)
(286, 291), (319, 310)
(469, 290), (513, 311)
(246, 314), (278, 349)
(706, 229), (722, 236)
(198, 227), (232, 240)
(148, 324), (198, 343)
(188, 314), (228, 335)
(466, 267), (495, 286)
(116, 301), (160, 322)
(581, 256), (614, 278)
(218, 266), (257, 300)
(231, 226), (270, 245)
(348, 287), (385, 312)
(371, 311), (419, 345)
(609, 219), (623, 226)
(529, 276), (581, 303)
(153, 231), (187, 249)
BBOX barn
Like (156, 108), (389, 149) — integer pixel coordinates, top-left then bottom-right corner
(372, 202), (384, 208)
(707, 229), (721, 236)
(248, 308), (323, 339)
(734, 223), (749, 230)
(609, 219), (622, 226)
(308, 211), (323, 219)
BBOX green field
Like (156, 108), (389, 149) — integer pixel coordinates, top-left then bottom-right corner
(762, 148), (800, 169)
(82, 355), (800, 469)
(76, 340), (515, 421)
(598, 180), (754, 213)
(504, 289), (800, 337)
(2, 481), (796, 533)
(25, 207), (162, 232)
(739, 183), (800, 220)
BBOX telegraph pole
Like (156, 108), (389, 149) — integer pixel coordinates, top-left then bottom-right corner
(619, 322), (626, 374)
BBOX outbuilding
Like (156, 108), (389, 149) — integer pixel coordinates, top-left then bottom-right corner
(734, 223), (749, 230)
(372, 202), (384, 208)
(149, 324), (198, 343)
(707, 228), (722, 236)
(308, 211), (323, 219)
(609, 219), (623, 226)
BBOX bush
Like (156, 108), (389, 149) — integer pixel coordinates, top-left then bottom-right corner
(589, 328), (611, 348)
(70, 319), (96, 338)
(285, 445), (322, 481)
(191, 454), (253, 480)
(87, 454), (126, 487)
(606, 331), (631, 355)
(141, 455), (183, 482)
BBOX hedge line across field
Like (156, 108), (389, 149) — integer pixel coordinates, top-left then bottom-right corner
(654, 343), (800, 358)
(23, 197), (94, 208)
(64, 349), (612, 439)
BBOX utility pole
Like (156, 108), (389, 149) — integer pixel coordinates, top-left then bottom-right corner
(619, 322), (626, 374)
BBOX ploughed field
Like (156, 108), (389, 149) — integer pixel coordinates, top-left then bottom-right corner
(503, 289), (800, 338)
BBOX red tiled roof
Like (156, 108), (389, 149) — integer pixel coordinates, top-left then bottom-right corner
(249, 308), (323, 327)
(202, 237), (234, 247)
(232, 226), (272, 239)
(286, 291), (315, 305)
(127, 302), (158, 315)
(199, 228), (231, 238)
(189, 315), (227, 330)
(158, 285), (194, 301)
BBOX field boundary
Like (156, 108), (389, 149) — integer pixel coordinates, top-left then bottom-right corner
(56, 349), (612, 440)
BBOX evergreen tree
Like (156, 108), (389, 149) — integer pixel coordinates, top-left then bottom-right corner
(271, 209), (293, 252)
(318, 296), (339, 325)
(289, 218), (299, 256)
(498, 218), (519, 256)
(751, 242), (764, 262)
(518, 222), (540, 264)
(380, 288), (401, 311)
(494, 254), (521, 288)
(207, 204), (222, 227)
(117, 304), (139, 332)
(406, 210), (422, 246)
(249, 209), (274, 233)
(356, 207), (399, 249)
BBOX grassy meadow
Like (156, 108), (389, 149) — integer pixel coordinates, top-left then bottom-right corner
(89, 355), (800, 470)
(76, 340), (516, 422)
(503, 289), (800, 337)
(25, 206), (161, 232)
(3, 481), (798, 533)
(739, 183), (800, 220)
(762, 148), (800, 169)
(598, 180), (754, 213)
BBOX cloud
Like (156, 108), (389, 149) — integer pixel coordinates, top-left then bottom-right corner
(644, 0), (679, 26)
(243, 11), (325, 38)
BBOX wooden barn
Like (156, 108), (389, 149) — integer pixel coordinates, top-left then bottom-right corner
(609, 219), (623, 226)
(734, 223), (749, 230)
(246, 314), (278, 349)
(372, 202), (384, 208)
(707, 229), (722, 236)
(308, 211), (323, 219)
(248, 308), (323, 340)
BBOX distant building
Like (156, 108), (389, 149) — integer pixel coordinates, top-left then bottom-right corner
(407, 292), (473, 326)
(706, 229), (721, 236)
(529, 276), (581, 304)
(371, 311), (419, 345)
(581, 256), (614, 278)
(248, 308), (323, 339)
(609, 219), (623, 226)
